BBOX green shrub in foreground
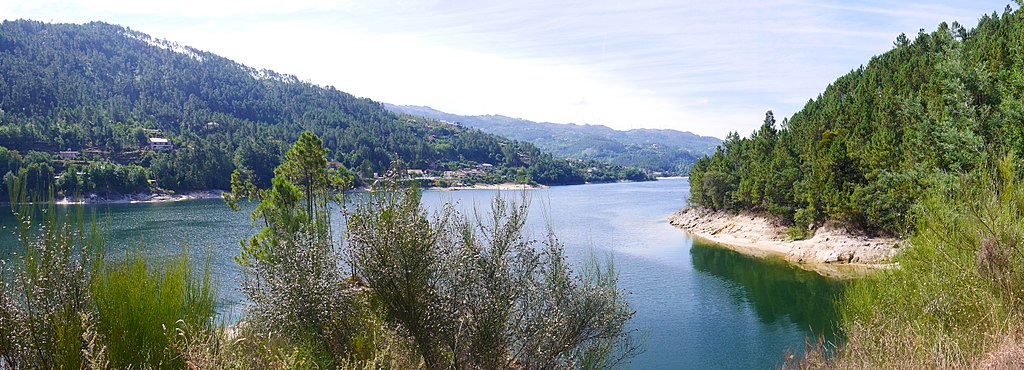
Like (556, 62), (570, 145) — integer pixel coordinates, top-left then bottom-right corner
(0, 208), (97, 369)
(348, 187), (640, 369)
(0, 176), (219, 369)
(93, 251), (217, 368)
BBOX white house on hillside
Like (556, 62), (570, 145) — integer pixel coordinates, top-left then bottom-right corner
(148, 137), (173, 150)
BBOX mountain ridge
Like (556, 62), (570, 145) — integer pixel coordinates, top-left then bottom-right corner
(0, 19), (649, 197)
(385, 104), (721, 174)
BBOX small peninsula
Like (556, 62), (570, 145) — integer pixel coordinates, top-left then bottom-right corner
(669, 207), (900, 277)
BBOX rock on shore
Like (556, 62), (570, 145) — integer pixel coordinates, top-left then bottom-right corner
(55, 190), (225, 205)
(669, 207), (901, 270)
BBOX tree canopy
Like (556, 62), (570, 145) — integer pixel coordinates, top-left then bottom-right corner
(0, 20), (650, 198)
(688, 5), (1024, 236)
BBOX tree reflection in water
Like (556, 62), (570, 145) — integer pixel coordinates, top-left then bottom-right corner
(689, 241), (845, 342)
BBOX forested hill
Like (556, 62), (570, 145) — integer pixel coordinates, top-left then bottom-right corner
(0, 20), (649, 197)
(385, 104), (721, 174)
(688, 5), (1023, 237)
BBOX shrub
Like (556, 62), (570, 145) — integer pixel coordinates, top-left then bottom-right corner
(347, 187), (640, 369)
(0, 175), (219, 370)
(0, 181), (99, 369)
(92, 250), (217, 368)
(228, 134), (640, 368)
(240, 228), (355, 367)
(834, 156), (1024, 368)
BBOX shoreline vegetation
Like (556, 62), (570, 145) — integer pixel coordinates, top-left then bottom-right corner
(668, 207), (901, 278)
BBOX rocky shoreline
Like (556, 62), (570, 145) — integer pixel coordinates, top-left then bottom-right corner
(669, 207), (902, 278)
(427, 183), (548, 191)
(54, 190), (225, 205)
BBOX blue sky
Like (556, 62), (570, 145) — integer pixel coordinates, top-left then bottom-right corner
(2, 0), (1017, 138)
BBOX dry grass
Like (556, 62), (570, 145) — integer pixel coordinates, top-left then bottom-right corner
(784, 158), (1024, 370)
(978, 325), (1024, 370)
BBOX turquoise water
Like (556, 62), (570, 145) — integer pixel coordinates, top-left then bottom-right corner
(0, 178), (843, 369)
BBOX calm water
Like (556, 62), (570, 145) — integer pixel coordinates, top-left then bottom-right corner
(0, 178), (843, 369)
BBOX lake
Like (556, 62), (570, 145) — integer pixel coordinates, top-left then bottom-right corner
(0, 178), (843, 369)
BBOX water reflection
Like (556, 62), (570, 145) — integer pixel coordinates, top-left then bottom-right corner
(689, 241), (844, 340)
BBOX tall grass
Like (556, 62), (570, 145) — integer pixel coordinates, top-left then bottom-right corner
(92, 250), (217, 368)
(0, 175), (219, 369)
(0, 177), (101, 369)
(831, 156), (1024, 368)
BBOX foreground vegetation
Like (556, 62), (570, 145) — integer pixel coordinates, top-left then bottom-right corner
(0, 132), (639, 369)
(783, 156), (1024, 369)
(689, 4), (1023, 237)
(0, 177), (218, 369)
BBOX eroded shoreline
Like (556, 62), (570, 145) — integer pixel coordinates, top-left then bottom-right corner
(54, 190), (226, 205)
(669, 207), (902, 278)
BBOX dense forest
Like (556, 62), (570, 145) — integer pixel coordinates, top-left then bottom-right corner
(0, 20), (649, 198)
(386, 104), (720, 175)
(688, 5), (1024, 237)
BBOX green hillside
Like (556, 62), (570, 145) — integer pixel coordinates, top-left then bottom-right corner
(687, 5), (1024, 236)
(0, 20), (648, 197)
(385, 104), (720, 175)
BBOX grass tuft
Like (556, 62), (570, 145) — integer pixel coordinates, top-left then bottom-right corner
(92, 249), (217, 368)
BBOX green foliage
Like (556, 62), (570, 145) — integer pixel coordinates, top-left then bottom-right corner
(229, 132), (364, 367)
(0, 173), (217, 370)
(687, 6), (1024, 236)
(92, 251), (216, 368)
(527, 153), (586, 185)
(149, 138), (232, 191)
(836, 155), (1024, 368)
(230, 133), (640, 368)
(234, 138), (283, 189)
(0, 182), (99, 369)
(228, 131), (352, 269)
(0, 20), (638, 190)
(347, 186), (640, 369)
(56, 162), (150, 196)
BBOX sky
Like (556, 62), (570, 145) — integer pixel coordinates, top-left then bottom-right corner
(2, 1), (1018, 139)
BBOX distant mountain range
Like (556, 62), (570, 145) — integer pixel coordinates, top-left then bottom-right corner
(385, 104), (722, 174)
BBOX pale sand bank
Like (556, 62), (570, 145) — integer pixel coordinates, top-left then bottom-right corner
(55, 190), (225, 205)
(669, 207), (902, 278)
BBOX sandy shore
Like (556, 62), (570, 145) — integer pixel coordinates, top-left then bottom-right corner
(669, 207), (902, 278)
(55, 190), (225, 205)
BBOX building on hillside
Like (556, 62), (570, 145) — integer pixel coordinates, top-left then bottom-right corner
(407, 169), (425, 177)
(83, 148), (106, 156)
(57, 151), (79, 159)
(148, 137), (173, 151)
